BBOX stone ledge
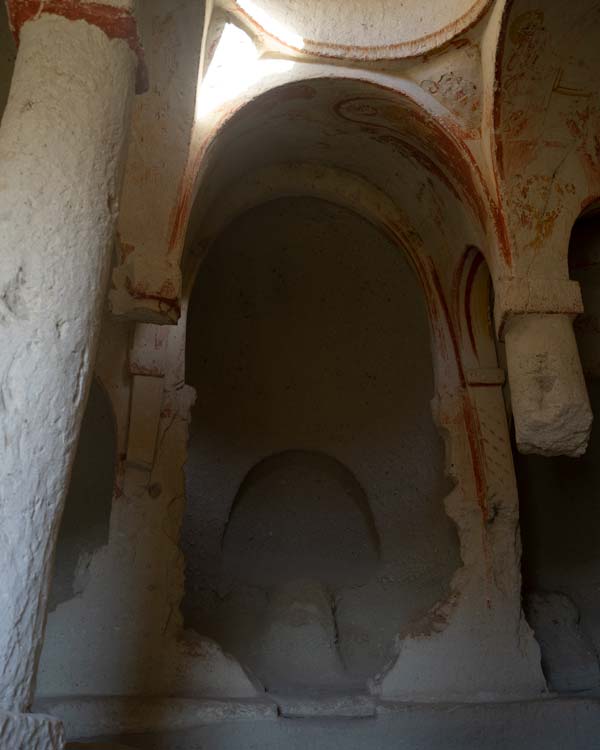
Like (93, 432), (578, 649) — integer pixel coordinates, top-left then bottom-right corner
(35, 697), (277, 741)
(0, 708), (64, 750)
(273, 692), (376, 718)
(56, 697), (600, 750)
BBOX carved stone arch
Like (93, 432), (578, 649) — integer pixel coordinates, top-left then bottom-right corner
(177, 73), (500, 279)
(175, 69), (545, 700)
(454, 246), (499, 374)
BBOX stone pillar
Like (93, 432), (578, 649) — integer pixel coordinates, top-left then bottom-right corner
(0, 1), (144, 742)
(504, 314), (592, 457)
(494, 277), (592, 457)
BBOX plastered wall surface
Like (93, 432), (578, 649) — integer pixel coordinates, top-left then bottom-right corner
(182, 197), (460, 689)
(2, 0), (600, 744)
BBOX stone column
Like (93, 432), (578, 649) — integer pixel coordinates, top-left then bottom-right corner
(494, 277), (592, 457)
(0, 1), (144, 742)
(504, 314), (592, 457)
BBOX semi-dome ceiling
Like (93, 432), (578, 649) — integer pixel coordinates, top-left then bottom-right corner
(227, 0), (491, 58)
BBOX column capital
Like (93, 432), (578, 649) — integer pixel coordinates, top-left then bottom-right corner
(493, 276), (583, 339)
(5, 0), (148, 93)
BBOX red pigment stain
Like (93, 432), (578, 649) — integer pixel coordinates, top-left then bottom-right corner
(171, 79), (511, 273)
(464, 251), (484, 358)
(332, 90), (511, 267)
(385, 216), (492, 536)
(167, 121), (226, 255)
(125, 276), (181, 318)
(175, 83), (317, 252)
(429, 262), (489, 521)
(452, 247), (471, 328)
(7, 0), (148, 93)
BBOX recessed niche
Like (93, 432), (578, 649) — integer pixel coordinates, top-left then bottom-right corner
(48, 379), (115, 610)
(182, 196), (460, 689)
(222, 450), (380, 589)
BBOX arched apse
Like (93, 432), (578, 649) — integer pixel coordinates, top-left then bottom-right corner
(178, 75), (504, 290)
(181, 196), (461, 689)
(515, 205), (600, 693)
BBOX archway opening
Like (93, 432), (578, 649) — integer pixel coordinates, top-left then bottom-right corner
(181, 196), (460, 691)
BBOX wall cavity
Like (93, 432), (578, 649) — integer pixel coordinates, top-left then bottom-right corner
(48, 378), (116, 611)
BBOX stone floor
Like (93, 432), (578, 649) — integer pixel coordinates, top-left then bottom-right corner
(63, 697), (600, 750)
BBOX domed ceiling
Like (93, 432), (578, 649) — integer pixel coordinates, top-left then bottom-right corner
(229, 0), (491, 58)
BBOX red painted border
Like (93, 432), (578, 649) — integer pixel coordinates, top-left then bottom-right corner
(6, 0), (148, 93)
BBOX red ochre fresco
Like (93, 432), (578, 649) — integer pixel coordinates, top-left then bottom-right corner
(6, 0), (148, 93)
(429, 262), (490, 523)
(464, 251), (485, 358)
(124, 276), (181, 319)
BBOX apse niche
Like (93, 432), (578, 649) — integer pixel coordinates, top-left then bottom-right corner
(182, 196), (460, 692)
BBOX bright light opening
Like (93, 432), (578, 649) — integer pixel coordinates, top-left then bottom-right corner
(195, 23), (258, 120)
(235, 0), (304, 49)
(195, 22), (298, 121)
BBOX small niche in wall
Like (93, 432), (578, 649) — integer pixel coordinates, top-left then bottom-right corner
(219, 450), (380, 690)
(222, 450), (380, 589)
(48, 378), (116, 610)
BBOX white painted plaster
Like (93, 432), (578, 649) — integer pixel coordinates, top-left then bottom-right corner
(0, 10), (136, 718)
